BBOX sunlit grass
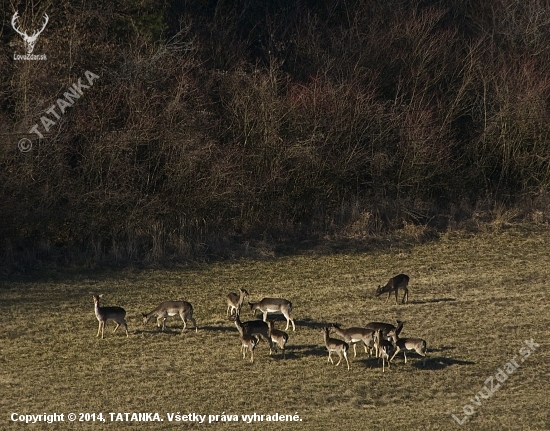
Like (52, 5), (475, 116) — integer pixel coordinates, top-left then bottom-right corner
(1, 226), (549, 430)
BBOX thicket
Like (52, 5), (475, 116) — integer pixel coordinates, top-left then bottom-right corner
(2, 0), (550, 268)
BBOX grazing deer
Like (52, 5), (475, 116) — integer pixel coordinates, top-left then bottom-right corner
(387, 328), (427, 366)
(330, 324), (376, 358)
(11, 12), (49, 54)
(373, 330), (392, 372)
(375, 274), (410, 304)
(267, 320), (289, 359)
(142, 301), (198, 333)
(226, 288), (249, 317)
(249, 298), (295, 331)
(232, 313), (273, 354)
(322, 327), (350, 371)
(93, 295), (128, 339)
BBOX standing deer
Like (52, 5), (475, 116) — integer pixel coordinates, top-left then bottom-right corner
(93, 295), (128, 339)
(364, 320), (405, 343)
(322, 327), (350, 371)
(232, 314), (259, 363)
(226, 288), (249, 317)
(231, 313), (273, 355)
(249, 298), (295, 331)
(267, 320), (289, 359)
(373, 330), (392, 372)
(375, 274), (410, 304)
(11, 12), (49, 54)
(330, 324), (376, 358)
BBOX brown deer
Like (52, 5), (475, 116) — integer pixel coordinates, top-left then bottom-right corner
(142, 300), (198, 333)
(373, 330), (392, 372)
(231, 313), (273, 355)
(267, 320), (289, 359)
(93, 295), (128, 339)
(232, 313), (259, 363)
(387, 328), (427, 366)
(329, 324), (376, 358)
(249, 298), (295, 331)
(322, 327), (350, 371)
(375, 274), (409, 304)
(226, 288), (249, 317)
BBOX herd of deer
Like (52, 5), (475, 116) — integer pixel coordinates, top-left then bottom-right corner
(92, 273), (427, 371)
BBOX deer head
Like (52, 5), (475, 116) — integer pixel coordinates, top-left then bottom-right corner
(12, 12), (49, 54)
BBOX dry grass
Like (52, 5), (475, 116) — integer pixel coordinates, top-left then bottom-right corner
(1, 226), (549, 430)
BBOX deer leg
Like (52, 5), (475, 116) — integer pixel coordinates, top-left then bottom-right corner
(344, 352), (350, 370)
(284, 312), (295, 331)
(261, 334), (272, 354)
(282, 311), (294, 331)
(190, 317), (198, 332)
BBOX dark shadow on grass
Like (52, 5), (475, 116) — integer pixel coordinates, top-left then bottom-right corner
(193, 324), (236, 333)
(134, 328), (188, 335)
(0, 219), (448, 280)
(430, 345), (457, 352)
(296, 318), (334, 330)
(223, 316), (331, 332)
(408, 298), (457, 305)
(294, 344), (327, 357)
(133, 328), (194, 336)
(268, 347), (298, 360)
(354, 349), (474, 370)
(410, 356), (475, 370)
(355, 356), (389, 370)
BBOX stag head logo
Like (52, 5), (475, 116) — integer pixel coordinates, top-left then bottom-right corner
(11, 11), (49, 55)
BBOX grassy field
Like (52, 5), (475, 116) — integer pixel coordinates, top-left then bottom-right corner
(1, 226), (549, 430)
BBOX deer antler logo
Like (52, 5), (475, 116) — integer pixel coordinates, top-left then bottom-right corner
(11, 11), (49, 55)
